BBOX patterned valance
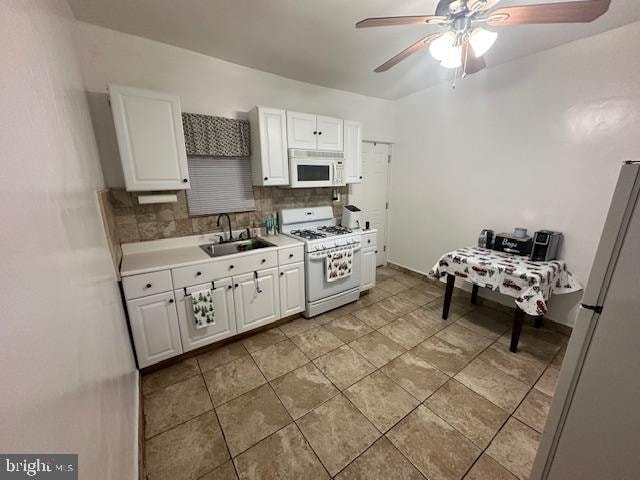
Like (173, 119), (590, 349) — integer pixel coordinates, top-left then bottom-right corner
(182, 113), (250, 157)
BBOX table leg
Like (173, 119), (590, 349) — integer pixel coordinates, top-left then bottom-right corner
(534, 316), (544, 329)
(442, 274), (455, 320)
(471, 284), (479, 305)
(511, 308), (525, 353)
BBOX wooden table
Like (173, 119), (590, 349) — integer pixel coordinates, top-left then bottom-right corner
(431, 247), (581, 353)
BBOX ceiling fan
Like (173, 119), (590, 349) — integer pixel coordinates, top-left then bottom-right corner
(356, 0), (611, 76)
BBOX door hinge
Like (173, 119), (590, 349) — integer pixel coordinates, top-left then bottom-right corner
(387, 155), (391, 163)
(385, 202), (389, 209)
(383, 245), (387, 252)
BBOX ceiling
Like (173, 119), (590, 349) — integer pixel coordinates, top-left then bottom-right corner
(68, 0), (640, 99)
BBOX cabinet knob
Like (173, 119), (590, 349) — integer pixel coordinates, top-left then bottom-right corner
(264, 177), (268, 181)
(183, 178), (188, 183)
(359, 176), (363, 179)
(261, 259), (266, 263)
(368, 239), (371, 244)
(169, 298), (174, 303)
(229, 265), (234, 269)
(227, 285), (232, 290)
(280, 272), (284, 276)
(196, 271), (202, 276)
(289, 253), (294, 258)
(234, 283), (239, 288)
(318, 131), (322, 135)
(145, 283), (152, 288)
(313, 131), (317, 135)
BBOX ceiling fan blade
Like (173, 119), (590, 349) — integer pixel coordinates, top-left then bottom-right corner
(374, 33), (442, 72)
(461, 41), (486, 75)
(487, 0), (611, 26)
(468, 0), (501, 12)
(356, 15), (447, 28)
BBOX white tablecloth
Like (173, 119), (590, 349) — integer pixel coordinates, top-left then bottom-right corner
(430, 247), (582, 316)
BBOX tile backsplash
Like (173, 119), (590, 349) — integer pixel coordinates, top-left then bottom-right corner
(106, 186), (349, 244)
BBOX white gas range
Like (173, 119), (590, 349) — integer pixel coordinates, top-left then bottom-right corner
(279, 206), (362, 317)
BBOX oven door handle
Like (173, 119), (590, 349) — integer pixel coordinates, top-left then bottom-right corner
(309, 246), (361, 261)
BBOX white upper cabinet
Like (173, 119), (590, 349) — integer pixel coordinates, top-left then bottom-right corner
(286, 111), (318, 150)
(109, 85), (189, 191)
(249, 107), (289, 186)
(343, 120), (363, 184)
(316, 116), (344, 152)
(286, 111), (344, 152)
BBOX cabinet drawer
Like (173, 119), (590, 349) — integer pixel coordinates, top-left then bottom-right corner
(122, 270), (173, 300)
(361, 231), (377, 248)
(278, 246), (304, 266)
(172, 250), (278, 289)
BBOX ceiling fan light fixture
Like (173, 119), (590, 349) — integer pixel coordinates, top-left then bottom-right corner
(469, 28), (498, 57)
(429, 31), (457, 61)
(440, 45), (463, 68)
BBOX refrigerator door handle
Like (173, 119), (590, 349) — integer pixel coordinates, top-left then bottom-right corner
(581, 304), (603, 314)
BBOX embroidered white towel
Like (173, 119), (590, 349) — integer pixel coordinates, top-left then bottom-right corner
(325, 246), (354, 283)
(191, 287), (215, 329)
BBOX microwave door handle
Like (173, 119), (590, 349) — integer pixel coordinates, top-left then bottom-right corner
(332, 161), (337, 185)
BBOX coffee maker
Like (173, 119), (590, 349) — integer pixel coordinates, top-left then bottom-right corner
(478, 229), (494, 249)
(341, 205), (362, 230)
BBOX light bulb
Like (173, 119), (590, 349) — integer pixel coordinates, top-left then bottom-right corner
(429, 31), (457, 61)
(440, 45), (462, 69)
(469, 28), (498, 57)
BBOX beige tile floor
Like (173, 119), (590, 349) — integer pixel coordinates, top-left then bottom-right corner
(142, 266), (568, 480)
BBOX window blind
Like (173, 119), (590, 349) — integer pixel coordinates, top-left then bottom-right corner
(186, 157), (256, 215)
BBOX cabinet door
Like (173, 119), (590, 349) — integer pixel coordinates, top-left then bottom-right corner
(279, 262), (305, 317)
(360, 247), (377, 291)
(175, 278), (237, 352)
(317, 116), (344, 152)
(127, 291), (182, 368)
(287, 111), (318, 149)
(234, 268), (281, 334)
(253, 107), (289, 186)
(343, 121), (362, 183)
(109, 84), (189, 191)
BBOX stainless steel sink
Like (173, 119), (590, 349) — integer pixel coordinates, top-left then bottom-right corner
(200, 239), (274, 258)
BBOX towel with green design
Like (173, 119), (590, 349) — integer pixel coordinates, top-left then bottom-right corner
(191, 287), (215, 329)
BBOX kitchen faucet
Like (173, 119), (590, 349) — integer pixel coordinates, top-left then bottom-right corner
(217, 213), (233, 243)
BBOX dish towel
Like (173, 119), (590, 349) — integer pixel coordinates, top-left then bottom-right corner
(325, 246), (354, 282)
(190, 288), (215, 329)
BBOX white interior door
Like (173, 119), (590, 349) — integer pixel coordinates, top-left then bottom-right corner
(349, 142), (390, 266)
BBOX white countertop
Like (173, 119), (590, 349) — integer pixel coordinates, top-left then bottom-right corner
(120, 233), (303, 277)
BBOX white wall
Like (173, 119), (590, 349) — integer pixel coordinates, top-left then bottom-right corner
(389, 22), (640, 326)
(0, 1), (138, 477)
(72, 22), (396, 188)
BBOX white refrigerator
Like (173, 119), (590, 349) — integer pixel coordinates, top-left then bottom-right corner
(531, 161), (640, 479)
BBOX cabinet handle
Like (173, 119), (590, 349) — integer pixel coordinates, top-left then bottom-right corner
(183, 178), (188, 183)
(196, 271), (202, 276)
(145, 283), (152, 288)
(289, 253), (294, 258)
(169, 298), (174, 303)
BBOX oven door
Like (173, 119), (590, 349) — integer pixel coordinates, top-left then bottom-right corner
(306, 248), (362, 302)
(290, 158), (335, 188)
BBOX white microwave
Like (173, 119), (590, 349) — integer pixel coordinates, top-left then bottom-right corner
(289, 149), (345, 188)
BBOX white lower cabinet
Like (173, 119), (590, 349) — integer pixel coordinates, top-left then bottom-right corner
(174, 277), (237, 352)
(234, 268), (281, 334)
(127, 291), (183, 368)
(361, 247), (377, 291)
(279, 262), (305, 317)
